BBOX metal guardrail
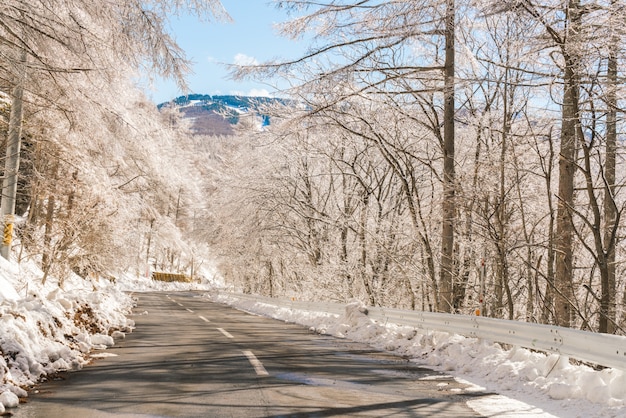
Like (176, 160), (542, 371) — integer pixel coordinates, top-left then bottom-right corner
(225, 293), (626, 371)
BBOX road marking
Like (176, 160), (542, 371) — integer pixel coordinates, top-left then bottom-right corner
(217, 328), (234, 339)
(198, 315), (210, 323)
(243, 351), (269, 376)
(177, 303), (183, 307)
(186, 308), (194, 313)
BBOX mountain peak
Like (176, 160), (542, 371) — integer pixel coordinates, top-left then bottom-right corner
(159, 94), (280, 136)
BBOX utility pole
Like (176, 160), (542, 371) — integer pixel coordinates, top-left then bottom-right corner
(0, 59), (25, 260)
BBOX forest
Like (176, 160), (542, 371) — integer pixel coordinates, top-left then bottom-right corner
(202, 0), (626, 335)
(0, 1), (227, 294)
(1, 0), (625, 337)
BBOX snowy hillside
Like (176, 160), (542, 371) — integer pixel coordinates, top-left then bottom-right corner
(158, 94), (280, 136)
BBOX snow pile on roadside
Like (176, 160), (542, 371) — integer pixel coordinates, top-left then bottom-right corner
(0, 259), (135, 414)
(211, 293), (626, 418)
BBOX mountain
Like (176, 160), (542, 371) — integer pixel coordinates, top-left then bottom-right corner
(158, 94), (280, 136)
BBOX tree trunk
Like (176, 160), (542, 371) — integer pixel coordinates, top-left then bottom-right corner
(602, 0), (618, 333)
(267, 261), (274, 297)
(340, 165), (355, 298)
(41, 160), (60, 284)
(554, 3), (581, 326)
(542, 131), (557, 324)
(439, 0), (456, 313)
(359, 193), (376, 306)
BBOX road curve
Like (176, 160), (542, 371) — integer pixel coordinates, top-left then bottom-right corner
(14, 291), (486, 417)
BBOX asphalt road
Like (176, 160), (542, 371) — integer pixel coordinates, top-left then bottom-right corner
(13, 291), (486, 417)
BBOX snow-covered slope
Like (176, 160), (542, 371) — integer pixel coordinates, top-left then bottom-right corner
(0, 259), (136, 414)
(158, 94), (278, 136)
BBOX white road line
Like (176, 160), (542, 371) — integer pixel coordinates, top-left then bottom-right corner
(198, 315), (210, 323)
(177, 303), (183, 307)
(243, 351), (269, 376)
(217, 328), (234, 339)
(186, 308), (194, 313)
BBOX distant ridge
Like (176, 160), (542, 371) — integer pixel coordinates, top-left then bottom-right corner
(159, 94), (282, 136)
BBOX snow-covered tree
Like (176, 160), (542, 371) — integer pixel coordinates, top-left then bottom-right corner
(0, 0), (228, 282)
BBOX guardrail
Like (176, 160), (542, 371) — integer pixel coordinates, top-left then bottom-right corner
(225, 293), (626, 371)
(151, 272), (192, 283)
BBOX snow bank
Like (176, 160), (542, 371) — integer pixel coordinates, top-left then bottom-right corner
(0, 256), (19, 302)
(211, 292), (626, 418)
(0, 260), (135, 411)
(0, 267), (218, 393)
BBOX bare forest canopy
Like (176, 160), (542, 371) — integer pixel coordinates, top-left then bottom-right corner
(198, 0), (626, 336)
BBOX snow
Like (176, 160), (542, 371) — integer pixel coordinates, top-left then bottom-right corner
(0, 259), (137, 412)
(1, 255), (625, 417)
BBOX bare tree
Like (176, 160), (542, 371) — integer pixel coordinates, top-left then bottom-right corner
(234, 0), (460, 311)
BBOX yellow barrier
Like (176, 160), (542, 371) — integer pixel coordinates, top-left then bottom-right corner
(151, 272), (192, 283)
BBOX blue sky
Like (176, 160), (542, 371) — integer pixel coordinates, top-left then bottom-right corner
(144, 1), (307, 104)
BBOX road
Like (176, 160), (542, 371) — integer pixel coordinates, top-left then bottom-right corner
(14, 291), (486, 417)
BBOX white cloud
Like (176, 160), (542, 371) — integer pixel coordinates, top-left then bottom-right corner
(233, 53), (259, 66)
(248, 88), (271, 97)
(228, 89), (272, 97)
